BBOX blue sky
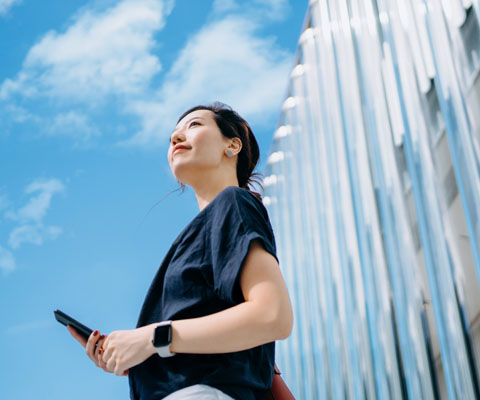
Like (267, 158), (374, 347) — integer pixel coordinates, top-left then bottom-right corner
(0, 0), (305, 398)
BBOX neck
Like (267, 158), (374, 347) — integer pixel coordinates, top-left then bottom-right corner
(190, 173), (239, 211)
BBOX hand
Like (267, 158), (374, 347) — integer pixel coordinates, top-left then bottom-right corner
(67, 326), (110, 373)
(101, 325), (156, 376)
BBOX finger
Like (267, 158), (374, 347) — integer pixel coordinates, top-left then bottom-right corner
(101, 359), (115, 373)
(114, 365), (125, 376)
(94, 335), (107, 359)
(101, 341), (113, 365)
(95, 336), (108, 370)
(101, 336), (109, 355)
(121, 369), (130, 376)
(106, 357), (116, 373)
(97, 353), (108, 370)
(67, 325), (87, 348)
(98, 359), (108, 370)
(85, 330), (100, 362)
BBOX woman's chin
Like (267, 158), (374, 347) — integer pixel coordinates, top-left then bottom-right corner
(171, 168), (192, 186)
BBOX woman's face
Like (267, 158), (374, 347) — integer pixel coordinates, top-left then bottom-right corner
(168, 109), (231, 184)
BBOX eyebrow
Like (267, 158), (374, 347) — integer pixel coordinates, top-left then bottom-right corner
(169, 117), (205, 142)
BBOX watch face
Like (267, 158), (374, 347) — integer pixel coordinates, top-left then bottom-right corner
(153, 324), (172, 347)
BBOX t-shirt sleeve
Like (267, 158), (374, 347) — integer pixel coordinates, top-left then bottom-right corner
(209, 187), (278, 305)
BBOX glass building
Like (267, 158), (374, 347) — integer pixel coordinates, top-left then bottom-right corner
(263, 0), (480, 398)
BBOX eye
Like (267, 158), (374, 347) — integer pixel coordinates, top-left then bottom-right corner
(189, 120), (201, 128)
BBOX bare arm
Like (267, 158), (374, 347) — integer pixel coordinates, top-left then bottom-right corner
(170, 240), (293, 353)
(101, 240), (293, 375)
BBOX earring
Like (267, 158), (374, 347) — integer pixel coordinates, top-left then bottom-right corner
(226, 149), (233, 158)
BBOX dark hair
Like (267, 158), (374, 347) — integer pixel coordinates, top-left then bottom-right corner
(176, 102), (263, 200)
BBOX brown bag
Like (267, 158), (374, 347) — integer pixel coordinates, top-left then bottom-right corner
(264, 364), (295, 399)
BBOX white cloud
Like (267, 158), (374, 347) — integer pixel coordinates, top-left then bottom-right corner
(9, 178), (65, 223)
(1, 0), (293, 147)
(255, 0), (289, 20)
(0, 0), (21, 16)
(123, 15), (292, 146)
(4, 104), (39, 124)
(0, 245), (15, 272)
(8, 224), (62, 249)
(1, 0), (173, 102)
(48, 111), (100, 142)
(3, 178), (65, 256)
(212, 0), (289, 20)
(212, 0), (239, 14)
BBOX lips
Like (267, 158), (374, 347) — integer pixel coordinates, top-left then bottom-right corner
(173, 145), (189, 155)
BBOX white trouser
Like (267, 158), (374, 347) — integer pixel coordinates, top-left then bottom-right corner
(163, 384), (236, 400)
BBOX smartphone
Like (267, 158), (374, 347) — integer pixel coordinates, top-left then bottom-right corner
(54, 309), (93, 340)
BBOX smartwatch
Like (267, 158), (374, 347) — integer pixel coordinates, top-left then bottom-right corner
(152, 321), (175, 358)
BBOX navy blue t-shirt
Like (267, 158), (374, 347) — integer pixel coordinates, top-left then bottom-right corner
(129, 186), (278, 400)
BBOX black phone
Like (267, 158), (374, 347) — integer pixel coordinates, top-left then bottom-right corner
(54, 309), (93, 340)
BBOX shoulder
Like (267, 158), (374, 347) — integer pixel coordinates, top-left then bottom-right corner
(213, 186), (266, 215)
(209, 186), (272, 232)
(215, 186), (262, 206)
(208, 187), (277, 264)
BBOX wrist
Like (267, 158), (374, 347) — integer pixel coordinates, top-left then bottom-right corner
(170, 320), (177, 353)
(145, 324), (158, 357)
(152, 321), (175, 358)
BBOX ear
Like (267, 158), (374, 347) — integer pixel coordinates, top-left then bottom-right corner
(227, 137), (242, 156)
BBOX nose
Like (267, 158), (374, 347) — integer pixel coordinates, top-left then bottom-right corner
(170, 131), (185, 146)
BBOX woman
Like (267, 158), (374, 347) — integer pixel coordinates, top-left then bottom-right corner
(68, 102), (293, 399)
